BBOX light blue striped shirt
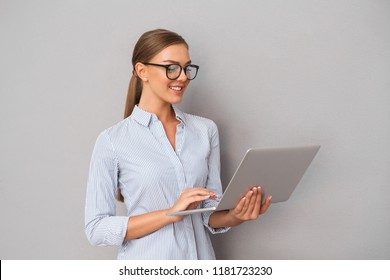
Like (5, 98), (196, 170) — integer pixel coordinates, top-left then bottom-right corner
(85, 105), (229, 259)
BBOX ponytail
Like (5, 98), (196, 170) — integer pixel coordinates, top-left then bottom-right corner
(117, 73), (142, 202)
(124, 72), (143, 119)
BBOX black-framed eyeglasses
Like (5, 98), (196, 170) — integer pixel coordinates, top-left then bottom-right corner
(142, 62), (199, 80)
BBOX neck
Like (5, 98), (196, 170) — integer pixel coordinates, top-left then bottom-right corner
(138, 100), (176, 123)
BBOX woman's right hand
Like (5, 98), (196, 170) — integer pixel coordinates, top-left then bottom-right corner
(168, 188), (216, 221)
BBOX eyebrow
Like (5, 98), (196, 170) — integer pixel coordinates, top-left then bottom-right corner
(162, 59), (192, 65)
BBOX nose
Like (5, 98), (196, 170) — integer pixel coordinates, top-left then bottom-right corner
(176, 67), (188, 81)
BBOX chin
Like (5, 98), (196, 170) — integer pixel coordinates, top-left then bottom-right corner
(167, 93), (184, 104)
(170, 97), (183, 105)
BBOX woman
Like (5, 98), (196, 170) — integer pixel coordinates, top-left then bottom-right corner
(85, 29), (272, 259)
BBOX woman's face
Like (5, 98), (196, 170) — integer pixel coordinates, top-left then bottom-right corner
(138, 44), (192, 106)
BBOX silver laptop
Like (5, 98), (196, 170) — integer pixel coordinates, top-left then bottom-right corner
(166, 145), (320, 216)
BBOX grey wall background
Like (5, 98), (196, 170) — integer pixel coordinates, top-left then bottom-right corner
(1, 0), (389, 259)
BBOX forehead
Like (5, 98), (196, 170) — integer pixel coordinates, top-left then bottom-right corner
(151, 44), (190, 63)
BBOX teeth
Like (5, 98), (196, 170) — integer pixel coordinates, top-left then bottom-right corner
(170, 86), (182, 91)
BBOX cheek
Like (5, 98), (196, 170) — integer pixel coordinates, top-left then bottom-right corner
(148, 77), (169, 91)
(148, 68), (167, 82)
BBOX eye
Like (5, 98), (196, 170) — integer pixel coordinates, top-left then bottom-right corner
(184, 65), (199, 80)
(167, 64), (180, 73)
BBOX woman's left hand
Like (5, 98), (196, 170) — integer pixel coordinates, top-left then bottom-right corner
(227, 186), (272, 225)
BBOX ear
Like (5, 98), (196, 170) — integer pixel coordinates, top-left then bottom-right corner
(134, 62), (148, 82)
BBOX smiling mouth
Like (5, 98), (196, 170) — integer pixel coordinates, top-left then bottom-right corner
(169, 86), (183, 91)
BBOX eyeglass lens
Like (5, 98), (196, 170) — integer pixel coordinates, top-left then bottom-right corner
(167, 65), (198, 80)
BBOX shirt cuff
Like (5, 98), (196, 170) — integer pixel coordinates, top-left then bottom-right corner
(86, 216), (129, 246)
(202, 210), (230, 234)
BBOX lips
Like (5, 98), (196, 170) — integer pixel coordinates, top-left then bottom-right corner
(169, 86), (183, 91)
(168, 84), (186, 94)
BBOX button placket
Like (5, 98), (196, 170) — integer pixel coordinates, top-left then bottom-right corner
(153, 120), (198, 258)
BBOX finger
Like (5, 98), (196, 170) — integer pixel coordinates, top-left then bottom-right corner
(176, 189), (212, 206)
(182, 188), (216, 198)
(260, 195), (272, 214)
(240, 191), (253, 213)
(244, 187), (262, 219)
(246, 187), (258, 213)
(190, 194), (212, 203)
(187, 201), (202, 210)
(176, 194), (210, 212)
(233, 196), (247, 214)
(188, 191), (217, 203)
(253, 186), (262, 215)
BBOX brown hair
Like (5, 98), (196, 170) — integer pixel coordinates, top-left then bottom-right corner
(118, 29), (189, 202)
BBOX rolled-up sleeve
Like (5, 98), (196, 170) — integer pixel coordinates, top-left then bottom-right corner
(202, 122), (230, 234)
(85, 130), (129, 246)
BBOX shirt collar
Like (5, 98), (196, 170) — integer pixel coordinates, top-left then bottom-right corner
(131, 105), (186, 127)
(172, 106), (186, 125)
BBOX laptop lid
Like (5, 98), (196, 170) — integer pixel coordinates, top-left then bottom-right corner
(166, 145), (320, 216)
